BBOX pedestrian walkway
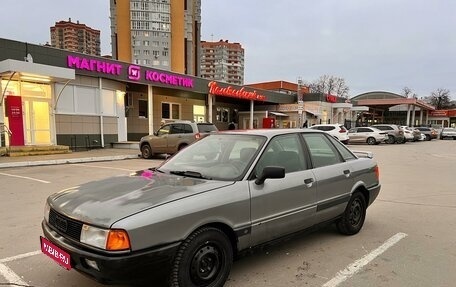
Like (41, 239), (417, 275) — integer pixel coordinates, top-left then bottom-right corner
(0, 148), (141, 169)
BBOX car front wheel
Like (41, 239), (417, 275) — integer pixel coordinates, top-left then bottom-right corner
(337, 191), (367, 235)
(141, 144), (153, 159)
(170, 227), (233, 287)
(387, 135), (395, 144)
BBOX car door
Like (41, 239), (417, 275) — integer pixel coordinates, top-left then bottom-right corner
(348, 128), (361, 142)
(153, 125), (171, 153)
(301, 133), (354, 223)
(166, 124), (186, 153)
(249, 133), (317, 246)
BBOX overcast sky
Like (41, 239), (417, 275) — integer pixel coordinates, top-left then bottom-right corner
(1, 0), (455, 98)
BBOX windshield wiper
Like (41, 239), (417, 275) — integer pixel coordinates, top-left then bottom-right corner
(169, 170), (212, 180)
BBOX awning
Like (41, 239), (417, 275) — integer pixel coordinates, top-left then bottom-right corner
(269, 111), (289, 117)
(305, 109), (321, 116)
(0, 59), (75, 82)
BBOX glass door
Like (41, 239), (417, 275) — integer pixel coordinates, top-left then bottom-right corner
(24, 99), (51, 145)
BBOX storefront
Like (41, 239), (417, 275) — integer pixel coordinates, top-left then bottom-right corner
(428, 109), (456, 128)
(0, 38), (292, 149)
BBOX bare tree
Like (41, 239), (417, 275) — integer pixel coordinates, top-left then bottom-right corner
(402, 87), (417, 98)
(424, 88), (452, 109)
(309, 75), (350, 98)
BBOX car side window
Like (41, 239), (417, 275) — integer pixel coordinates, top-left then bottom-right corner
(183, 124), (193, 133)
(302, 133), (343, 168)
(327, 136), (356, 161)
(157, 125), (171, 136)
(358, 128), (370, 132)
(255, 134), (306, 176)
(170, 124), (184, 134)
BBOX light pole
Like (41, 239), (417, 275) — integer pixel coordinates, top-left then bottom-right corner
(297, 77), (304, 127)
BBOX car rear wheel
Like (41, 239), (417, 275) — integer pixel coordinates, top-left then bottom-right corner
(366, 137), (376, 145)
(178, 144), (188, 151)
(141, 144), (153, 159)
(337, 191), (366, 235)
(425, 134), (431, 141)
(170, 227), (233, 287)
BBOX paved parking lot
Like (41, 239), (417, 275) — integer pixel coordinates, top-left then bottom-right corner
(0, 140), (455, 287)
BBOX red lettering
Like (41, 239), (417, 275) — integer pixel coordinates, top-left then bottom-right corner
(208, 81), (266, 101)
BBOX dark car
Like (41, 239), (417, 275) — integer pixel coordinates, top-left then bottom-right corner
(41, 129), (381, 286)
(370, 124), (406, 144)
(139, 121), (218, 158)
(414, 126), (438, 141)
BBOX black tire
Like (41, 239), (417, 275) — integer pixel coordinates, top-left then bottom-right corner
(425, 134), (431, 141)
(170, 227), (233, 287)
(387, 135), (395, 144)
(337, 192), (367, 235)
(178, 144), (188, 151)
(366, 137), (376, 145)
(141, 144), (153, 159)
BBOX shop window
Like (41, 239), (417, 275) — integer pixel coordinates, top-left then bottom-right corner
(216, 107), (230, 123)
(138, 100), (148, 118)
(162, 102), (180, 120)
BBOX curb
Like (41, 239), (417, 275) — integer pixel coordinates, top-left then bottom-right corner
(0, 154), (140, 169)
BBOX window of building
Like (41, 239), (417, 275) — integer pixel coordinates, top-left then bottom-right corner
(216, 107), (230, 123)
(138, 100), (148, 118)
(161, 102), (181, 120)
(143, 40), (149, 46)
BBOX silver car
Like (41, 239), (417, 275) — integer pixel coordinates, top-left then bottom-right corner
(348, 127), (388, 145)
(41, 129), (381, 286)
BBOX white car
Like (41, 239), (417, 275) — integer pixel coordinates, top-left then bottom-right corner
(309, 124), (349, 144)
(347, 127), (389, 145)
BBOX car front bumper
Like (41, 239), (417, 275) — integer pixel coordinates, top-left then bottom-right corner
(42, 220), (180, 285)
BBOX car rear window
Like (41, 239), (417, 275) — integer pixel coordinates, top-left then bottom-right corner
(197, 124), (218, 133)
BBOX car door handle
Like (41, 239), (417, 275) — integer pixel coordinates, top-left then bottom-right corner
(304, 178), (314, 188)
(343, 169), (351, 177)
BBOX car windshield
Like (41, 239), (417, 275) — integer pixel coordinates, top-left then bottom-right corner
(158, 134), (266, 181)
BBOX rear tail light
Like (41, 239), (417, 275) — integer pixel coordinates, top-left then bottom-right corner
(194, 133), (201, 139)
(339, 128), (347, 133)
(374, 165), (380, 181)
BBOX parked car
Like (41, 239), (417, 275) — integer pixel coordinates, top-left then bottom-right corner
(440, 127), (456, 140)
(348, 127), (388, 145)
(139, 121), (218, 158)
(370, 124), (406, 144)
(414, 126), (438, 141)
(400, 126), (421, 142)
(309, 123), (349, 144)
(41, 129), (381, 286)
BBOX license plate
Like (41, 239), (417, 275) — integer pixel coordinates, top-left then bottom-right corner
(40, 236), (71, 270)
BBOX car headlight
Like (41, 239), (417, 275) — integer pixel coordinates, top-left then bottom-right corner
(80, 224), (130, 251)
(44, 202), (50, 223)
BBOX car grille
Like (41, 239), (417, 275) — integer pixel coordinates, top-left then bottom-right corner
(49, 209), (83, 241)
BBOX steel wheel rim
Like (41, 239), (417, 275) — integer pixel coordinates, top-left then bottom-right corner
(349, 198), (363, 226)
(190, 244), (221, 285)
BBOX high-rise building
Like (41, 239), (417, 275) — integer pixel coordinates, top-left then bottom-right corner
(110, 0), (201, 75)
(50, 18), (101, 56)
(200, 40), (245, 85)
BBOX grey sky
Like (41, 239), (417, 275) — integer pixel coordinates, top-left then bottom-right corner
(1, 0), (455, 98)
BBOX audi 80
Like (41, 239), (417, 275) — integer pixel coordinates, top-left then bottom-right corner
(41, 129), (381, 287)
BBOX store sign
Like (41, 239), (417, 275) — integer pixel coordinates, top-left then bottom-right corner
(325, 94), (338, 103)
(429, 110), (449, 117)
(67, 55), (194, 88)
(208, 81), (266, 101)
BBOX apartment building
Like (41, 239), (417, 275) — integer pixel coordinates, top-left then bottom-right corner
(50, 18), (101, 56)
(200, 40), (244, 85)
(110, 0), (201, 75)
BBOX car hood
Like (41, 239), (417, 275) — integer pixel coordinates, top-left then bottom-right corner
(49, 170), (234, 228)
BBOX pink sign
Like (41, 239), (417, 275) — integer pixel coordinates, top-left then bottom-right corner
(67, 55), (194, 89)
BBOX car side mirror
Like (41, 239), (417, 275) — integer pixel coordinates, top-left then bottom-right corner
(255, 166), (285, 185)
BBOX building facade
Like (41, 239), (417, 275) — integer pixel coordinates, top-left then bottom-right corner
(0, 38), (293, 150)
(50, 18), (101, 56)
(200, 40), (245, 85)
(110, 0), (201, 76)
